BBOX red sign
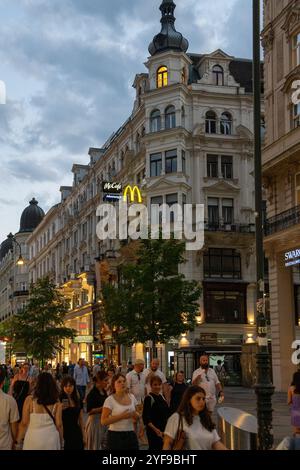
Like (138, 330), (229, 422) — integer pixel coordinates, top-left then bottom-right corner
(79, 323), (87, 330)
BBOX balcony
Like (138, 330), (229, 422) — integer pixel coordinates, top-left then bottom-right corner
(264, 204), (300, 236)
(205, 223), (255, 233)
(13, 290), (29, 297)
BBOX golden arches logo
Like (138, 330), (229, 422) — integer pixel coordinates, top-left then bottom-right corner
(123, 185), (142, 203)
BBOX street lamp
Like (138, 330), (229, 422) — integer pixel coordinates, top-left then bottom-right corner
(253, 0), (274, 450)
(7, 233), (25, 266)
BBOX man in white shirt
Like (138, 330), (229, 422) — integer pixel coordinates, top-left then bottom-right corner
(192, 354), (224, 412)
(0, 367), (19, 450)
(126, 358), (146, 404)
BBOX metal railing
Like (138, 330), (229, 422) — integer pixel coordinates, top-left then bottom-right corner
(264, 204), (300, 236)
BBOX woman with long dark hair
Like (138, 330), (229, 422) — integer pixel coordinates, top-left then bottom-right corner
(163, 385), (227, 450)
(288, 371), (300, 434)
(15, 372), (63, 450)
(59, 376), (84, 450)
(101, 373), (142, 450)
(85, 371), (109, 450)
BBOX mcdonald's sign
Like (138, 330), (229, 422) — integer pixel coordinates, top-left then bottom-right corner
(123, 185), (142, 203)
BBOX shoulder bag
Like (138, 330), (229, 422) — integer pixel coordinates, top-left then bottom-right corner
(171, 414), (186, 450)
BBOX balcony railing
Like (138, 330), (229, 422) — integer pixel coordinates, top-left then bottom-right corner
(205, 222), (255, 233)
(264, 204), (300, 236)
(13, 290), (29, 297)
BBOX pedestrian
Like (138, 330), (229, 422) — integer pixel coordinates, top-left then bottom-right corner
(142, 375), (170, 450)
(107, 366), (115, 395)
(169, 371), (188, 414)
(127, 361), (134, 373)
(0, 367), (19, 450)
(101, 373), (142, 450)
(192, 354), (224, 412)
(214, 360), (227, 389)
(117, 360), (128, 376)
(59, 376), (84, 450)
(16, 372), (63, 450)
(163, 385), (227, 450)
(74, 358), (90, 406)
(10, 362), (32, 422)
(85, 371), (109, 450)
(144, 358), (169, 402)
(92, 359), (101, 378)
(288, 371), (300, 435)
(126, 359), (146, 405)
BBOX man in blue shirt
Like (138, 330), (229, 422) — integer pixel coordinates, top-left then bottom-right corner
(74, 358), (90, 405)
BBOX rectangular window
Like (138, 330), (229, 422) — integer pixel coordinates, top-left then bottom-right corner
(82, 222), (87, 240)
(166, 193), (178, 206)
(182, 150), (186, 173)
(207, 155), (218, 178)
(204, 285), (246, 324)
(151, 196), (163, 224)
(221, 156), (233, 179)
(208, 198), (219, 227)
(293, 33), (300, 66)
(204, 248), (241, 279)
(222, 198), (234, 225)
(296, 173), (300, 206)
(150, 153), (162, 177)
(165, 149), (177, 174)
(293, 103), (300, 129)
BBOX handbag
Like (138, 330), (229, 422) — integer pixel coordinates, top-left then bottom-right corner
(171, 414), (185, 450)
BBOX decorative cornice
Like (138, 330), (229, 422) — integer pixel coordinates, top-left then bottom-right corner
(282, 2), (300, 41)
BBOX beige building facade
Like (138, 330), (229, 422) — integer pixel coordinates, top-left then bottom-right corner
(262, 0), (300, 391)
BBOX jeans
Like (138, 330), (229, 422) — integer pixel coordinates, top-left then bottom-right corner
(77, 385), (86, 404)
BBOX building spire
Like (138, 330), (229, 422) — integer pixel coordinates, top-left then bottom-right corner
(148, 0), (189, 56)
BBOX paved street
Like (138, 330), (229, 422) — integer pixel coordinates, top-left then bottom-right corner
(213, 387), (291, 447)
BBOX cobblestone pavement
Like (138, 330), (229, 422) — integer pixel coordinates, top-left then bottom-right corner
(213, 386), (291, 447)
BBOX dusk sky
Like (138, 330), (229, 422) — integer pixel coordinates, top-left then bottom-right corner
(0, 0), (254, 243)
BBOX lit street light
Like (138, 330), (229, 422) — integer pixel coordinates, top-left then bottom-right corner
(252, 0), (275, 450)
(7, 233), (25, 266)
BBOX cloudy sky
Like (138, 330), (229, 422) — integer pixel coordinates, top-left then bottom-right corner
(0, 0), (254, 243)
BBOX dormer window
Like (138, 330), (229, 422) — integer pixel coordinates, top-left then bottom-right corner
(212, 65), (224, 86)
(220, 112), (232, 135)
(157, 66), (168, 88)
(165, 105), (176, 129)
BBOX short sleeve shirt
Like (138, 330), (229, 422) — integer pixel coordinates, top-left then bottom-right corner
(144, 368), (167, 395)
(192, 367), (220, 399)
(126, 370), (146, 404)
(103, 394), (137, 432)
(0, 389), (20, 450)
(164, 412), (220, 450)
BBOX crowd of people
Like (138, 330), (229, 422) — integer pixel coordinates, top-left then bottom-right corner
(3, 353), (298, 451)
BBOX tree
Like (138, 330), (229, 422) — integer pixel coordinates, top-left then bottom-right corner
(10, 277), (75, 367)
(102, 238), (201, 357)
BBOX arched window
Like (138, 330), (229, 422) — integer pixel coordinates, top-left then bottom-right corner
(205, 111), (217, 134)
(135, 133), (141, 153)
(157, 66), (168, 88)
(182, 67), (186, 84)
(181, 106), (185, 126)
(150, 109), (161, 132)
(213, 65), (224, 86)
(165, 105), (176, 129)
(220, 112), (232, 135)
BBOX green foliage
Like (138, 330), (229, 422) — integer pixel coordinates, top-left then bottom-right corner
(10, 277), (75, 364)
(103, 238), (201, 346)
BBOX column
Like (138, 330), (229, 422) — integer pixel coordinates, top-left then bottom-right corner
(269, 251), (296, 391)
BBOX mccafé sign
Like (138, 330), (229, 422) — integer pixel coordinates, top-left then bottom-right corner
(285, 249), (300, 267)
(102, 182), (122, 194)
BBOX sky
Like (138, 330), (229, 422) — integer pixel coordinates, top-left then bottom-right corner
(0, 0), (254, 243)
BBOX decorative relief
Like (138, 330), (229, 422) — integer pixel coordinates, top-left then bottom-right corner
(262, 27), (274, 53)
(282, 2), (300, 40)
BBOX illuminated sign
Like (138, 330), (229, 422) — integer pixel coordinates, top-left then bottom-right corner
(73, 335), (94, 343)
(102, 182), (122, 194)
(123, 185), (142, 203)
(285, 249), (300, 267)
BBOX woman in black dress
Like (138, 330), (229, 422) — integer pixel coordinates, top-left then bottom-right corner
(142, 375), (170, 451)
(85, 371), (109, 450)
(59, 376), (84, 450)
(10, 363), (31, 422)
(170, 371), (188, 414)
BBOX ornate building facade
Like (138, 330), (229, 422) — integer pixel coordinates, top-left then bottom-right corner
(262, 0), (300, 391)
(26, 0), (258, 380)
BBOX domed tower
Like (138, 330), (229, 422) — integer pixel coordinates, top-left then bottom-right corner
(0, 236), (13, 263)
(146, 0), (191, 92)
(148, 0), (189, 57)
(19, 198), (45, 233)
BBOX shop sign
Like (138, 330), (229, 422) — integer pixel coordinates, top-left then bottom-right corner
(285, 249), (300, 267)
(199, 333), (217, 344)
(102, 182), (122, 194)
(73, 335), (94, 343)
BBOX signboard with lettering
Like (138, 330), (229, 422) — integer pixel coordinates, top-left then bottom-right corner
(102, 182), (122, 194)
(73, 335), (94, 343)
(285, 249), (300, 267)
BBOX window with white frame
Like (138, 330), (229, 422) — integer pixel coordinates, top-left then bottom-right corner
(182, 150), (186, 173)
(220, 112), (232, 135)
(295, 173), (300, 206)
(165, 105), (176, 129)
(165, 149), (177, 173)
(207, 155), (218, 178)
(293, 32), (300, 67)
(293, 102), (300, 129)
(212, 65), (224, 86)
(222, 198), (234, 225)
(150, 109), (161, 132)
(221, 156), (233, 179)
(205, 111), (217, 134)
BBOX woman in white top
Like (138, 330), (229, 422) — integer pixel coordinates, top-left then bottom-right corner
(163, 385), (227, 451)
(101, 373), (142, 450)
(15, 372), (63, 450)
